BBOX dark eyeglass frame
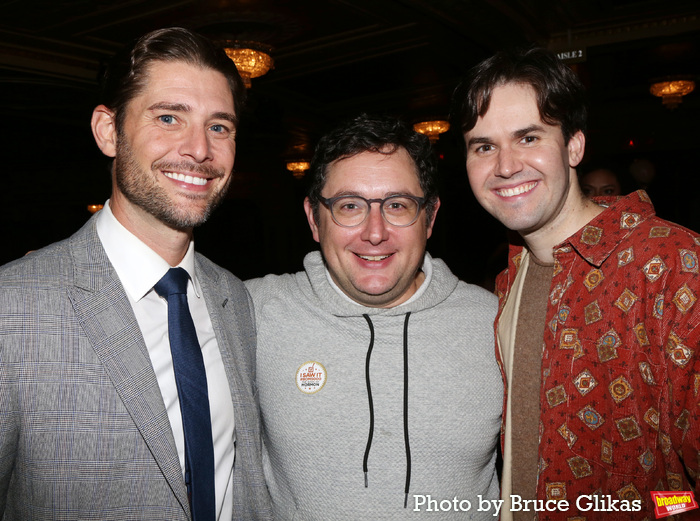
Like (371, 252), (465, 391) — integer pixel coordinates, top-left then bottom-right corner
(319, 194), (427, 228)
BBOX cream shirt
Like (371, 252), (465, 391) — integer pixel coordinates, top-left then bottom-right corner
(497, 252), (530, 520)
(96, 200), (235, 520)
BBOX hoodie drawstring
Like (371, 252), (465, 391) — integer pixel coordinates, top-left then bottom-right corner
(362, 314), (375, 489)
(361, 312), (412, 508)
(402, 312), (412, 508)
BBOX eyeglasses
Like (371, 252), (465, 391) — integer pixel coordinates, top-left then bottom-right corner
(320, 194), (426, 227)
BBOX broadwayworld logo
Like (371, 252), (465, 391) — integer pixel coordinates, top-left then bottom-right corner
(650, 491), (698, 519)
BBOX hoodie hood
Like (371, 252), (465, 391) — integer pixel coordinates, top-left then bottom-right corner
(296, 251), (459, 318)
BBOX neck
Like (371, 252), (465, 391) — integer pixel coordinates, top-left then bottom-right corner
(522, 194), (604, 264)
(109, 194), (193, 267)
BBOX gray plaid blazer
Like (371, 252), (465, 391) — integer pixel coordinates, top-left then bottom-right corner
(0, 215), (272, 520)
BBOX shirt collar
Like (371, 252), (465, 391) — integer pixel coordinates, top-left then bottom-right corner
(95, 199), (202, 302)
(504, 190), (658, 279)
(558, 190), (656, 267)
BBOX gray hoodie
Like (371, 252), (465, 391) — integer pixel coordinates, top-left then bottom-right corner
(246, 251), (503, 520)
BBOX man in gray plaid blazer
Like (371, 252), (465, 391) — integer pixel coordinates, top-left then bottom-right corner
(0, 28), (272, 520)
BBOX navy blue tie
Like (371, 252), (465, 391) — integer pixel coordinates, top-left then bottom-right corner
(154, 267), (215, 521)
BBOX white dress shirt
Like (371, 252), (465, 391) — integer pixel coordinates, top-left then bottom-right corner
(96, 201), (235, 520)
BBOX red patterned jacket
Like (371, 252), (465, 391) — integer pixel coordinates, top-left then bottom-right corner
(494, 191), (700, 520)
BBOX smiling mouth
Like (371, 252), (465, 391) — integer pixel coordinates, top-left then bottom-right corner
(496, 181), (537, 198)
(356, 254), (392, 261)
(163, 171), (208, 186)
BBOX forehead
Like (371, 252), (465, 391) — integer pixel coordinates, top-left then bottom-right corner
(323, 148), (421, 195)
(481, 82), (540, 123)
(134, 60), (235, 111)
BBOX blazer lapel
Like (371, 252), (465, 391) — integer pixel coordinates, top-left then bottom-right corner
(66, 218), (190, 514)
(196, 260), (243, 399)
(196, 258), (251, 426)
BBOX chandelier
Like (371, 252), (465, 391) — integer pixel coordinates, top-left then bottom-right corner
(223, 41), (273, 88)
(650, 79), (695, 109)
(413, 120), (450, 143)
(286, 161), (311, 179)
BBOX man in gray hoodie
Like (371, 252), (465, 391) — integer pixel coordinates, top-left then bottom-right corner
(246, 114), (503, 520)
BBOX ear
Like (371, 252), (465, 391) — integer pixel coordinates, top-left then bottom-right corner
(91, 105), (118, 158)
(425, 197), (441, 239)
(303, 197), (321, 243)
(567, 130), (585, 168)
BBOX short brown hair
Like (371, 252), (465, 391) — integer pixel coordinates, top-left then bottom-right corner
(99, 27), (245, 133)
(451, 47), (587, 145)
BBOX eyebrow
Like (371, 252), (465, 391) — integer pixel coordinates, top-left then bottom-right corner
(148, 102), (190, 112)
(512, 124), (545, 139)
(147, 102), (237, 125)
(466, 124), (546, 148)
(325, 190), (421, 199)
(212, 111), (237, 125)
(466, 136), (492, 148)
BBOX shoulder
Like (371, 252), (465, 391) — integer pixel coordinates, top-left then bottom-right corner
(0, 214), (104, 290)
(0, 236), (74, 290)
(244, 271), (300, 307)
(428, 257), (497, 318)
(603, 191), (700, 251)
(195, 253), (246, 291)
(0, 239), (81, 343)
(644, 216), (700, 244)
(453, 280), (498, 317)
(428, 255), (497, 307)
(625, 216), (700, 270)
(455, 279), (498, 303)
(193, 253), (258, 327)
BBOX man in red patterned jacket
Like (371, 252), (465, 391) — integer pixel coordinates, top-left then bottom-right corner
(451, 47), (699, 520)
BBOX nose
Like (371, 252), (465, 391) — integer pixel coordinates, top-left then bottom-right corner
(179, 126), (213, 163)
(497, 146), (523, 178)
(360, 203), (390, 245)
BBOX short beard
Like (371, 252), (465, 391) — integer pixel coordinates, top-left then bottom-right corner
(114, 135), (232, 230)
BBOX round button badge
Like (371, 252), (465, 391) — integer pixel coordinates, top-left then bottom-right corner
(296, 361), (327, 394)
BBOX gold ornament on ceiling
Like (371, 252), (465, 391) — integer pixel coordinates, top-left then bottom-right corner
(223, 42), (274, 88)
(286, 161), (311, 179)
(650, 79), (695, 109)
(413, 120), (450, 143)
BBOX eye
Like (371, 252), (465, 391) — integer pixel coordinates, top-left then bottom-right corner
(522, 135), (538, 144)
(333, 197), (366, 214)
(476, 144), (494, 153)
(158, 115), (176, 125)
(209, 123), (230, 135)
(384, 197), (418, 214)
(386, 201), (408, 210)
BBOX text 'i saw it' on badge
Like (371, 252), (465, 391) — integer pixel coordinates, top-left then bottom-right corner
(296, 361), (327, 394)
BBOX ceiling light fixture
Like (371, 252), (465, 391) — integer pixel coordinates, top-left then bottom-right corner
(223, 41), (273, 88)
(650, 79), (695, 109)
(286, 161), (311, 179)
(413, 120), (450, 143)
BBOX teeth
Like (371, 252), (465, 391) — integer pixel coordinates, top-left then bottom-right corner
(496, 181), (537, 198)
(164, 172), (207, 186)
(358, 255), (390, 261)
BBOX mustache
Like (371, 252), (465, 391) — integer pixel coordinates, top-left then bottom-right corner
(152, 160), (227, 179)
